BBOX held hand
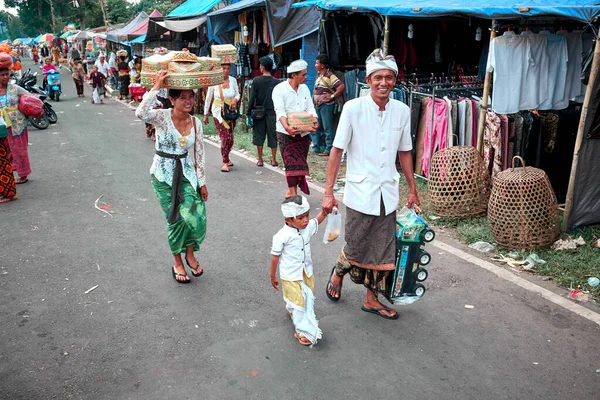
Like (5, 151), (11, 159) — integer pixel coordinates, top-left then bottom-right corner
(200, 185), (208, 201)
(203, 115), (209, 125)
(270, 276), (280, 291)
(285, 125), (301, 136)
(407, 191), (421, 209)
(230, 100), (238, 109)
(322, 194), (338, 214)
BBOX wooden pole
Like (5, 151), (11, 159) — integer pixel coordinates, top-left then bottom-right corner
(476, 20), (499, 153)
(562, 37), (600, 232)
(382, 16), (390, 56)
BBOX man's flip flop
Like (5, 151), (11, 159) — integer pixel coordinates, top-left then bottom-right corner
(325, 266), (342, 302)
(361, 306), (399, 320)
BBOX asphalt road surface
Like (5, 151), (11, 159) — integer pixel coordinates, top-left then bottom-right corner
(1, 60), (599, 399)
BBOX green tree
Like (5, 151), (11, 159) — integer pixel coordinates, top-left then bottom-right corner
(7, 15), (24, 39)
(106, 0), (134, 24)
(134, 0), (178, 16)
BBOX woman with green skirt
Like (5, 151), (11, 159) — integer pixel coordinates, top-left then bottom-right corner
(136, 70), (208, 283)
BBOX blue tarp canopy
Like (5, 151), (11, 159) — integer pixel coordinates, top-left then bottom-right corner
(168, 0), (222, 17)
(130, 34), (146, 43)
(293, 0), (600, 23)
(207, 0), (264, 38)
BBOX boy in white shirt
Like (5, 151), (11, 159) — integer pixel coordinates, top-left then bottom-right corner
(270, 195), (327, 346)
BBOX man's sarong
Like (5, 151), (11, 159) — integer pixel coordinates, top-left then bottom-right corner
(151, 175), (207, 255)
(334, 199), (396, 298)
(277, 132), (310, 194)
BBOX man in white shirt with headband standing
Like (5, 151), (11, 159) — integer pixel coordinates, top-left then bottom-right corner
(321, 49), (420, 320)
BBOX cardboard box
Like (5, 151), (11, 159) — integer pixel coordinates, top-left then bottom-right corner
(287, 112), (315, 132)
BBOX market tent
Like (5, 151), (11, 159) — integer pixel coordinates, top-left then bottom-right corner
(127, 9), (163, 40)
(107, 12), (149, 43)
(266, 0), (319, 47)
(293, 0), (600, 23)
(207, 0), (264, 38)
(144, 15), (206, 41)
(168, 0), (222, 18)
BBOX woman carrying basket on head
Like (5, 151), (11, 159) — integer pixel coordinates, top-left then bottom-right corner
(135, 70), (208, 284)
(203, 62), (240, 173)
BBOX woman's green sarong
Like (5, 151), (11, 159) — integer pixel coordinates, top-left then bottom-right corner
(151, 175), (207, 255)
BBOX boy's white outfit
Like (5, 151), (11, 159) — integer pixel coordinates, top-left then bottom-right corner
(271, 198), (323, 344)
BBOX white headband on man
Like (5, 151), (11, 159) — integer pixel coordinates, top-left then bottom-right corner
(281, 196), (310, 218)
(365, 48), (398, 76)
(287, 59), (308, 73)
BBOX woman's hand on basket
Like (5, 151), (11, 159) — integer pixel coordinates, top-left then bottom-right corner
(152, 70), (168, 90)
(200, 185), (208, 201)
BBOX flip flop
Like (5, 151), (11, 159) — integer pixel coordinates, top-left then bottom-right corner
(295, 332), (312, 346)
(172, 266), (190, 284)
(325, 266), (342, 302)
(256, 161), (264, 167)
(185, 257), (204, 277)
(16, 178), (28, 184)
(220, 167), (229, 173)
(360, 306), (399, 320)
(271, 162), (279, 167)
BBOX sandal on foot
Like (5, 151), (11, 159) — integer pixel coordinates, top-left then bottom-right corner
(228, 162), (234, 167)
(16, 177), (28, 184)
(326, 266), (342, 302)
(172, 266), (190, 283)
(0, 196), (17, 204)
(295, 332), (312, 346)
(185, 257), (204, 277)
(256, 161), (264, 167)
(220, 167), (229, 173)
(271, 161), (279, 167)
(360, 306), (399, 320)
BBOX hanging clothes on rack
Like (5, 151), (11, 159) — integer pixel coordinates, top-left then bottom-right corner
(483, 110), (503, 177)
(538, 31), (568, 110)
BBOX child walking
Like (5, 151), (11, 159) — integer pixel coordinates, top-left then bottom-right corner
(89, 65), (106, 104)
(270, 195), (327, 346)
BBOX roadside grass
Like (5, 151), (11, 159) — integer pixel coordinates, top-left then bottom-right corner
(213, 117), (600, 301)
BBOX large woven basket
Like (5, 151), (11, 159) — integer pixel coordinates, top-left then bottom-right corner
(488, 156), (559, 250)
(428, 146), (491, 218)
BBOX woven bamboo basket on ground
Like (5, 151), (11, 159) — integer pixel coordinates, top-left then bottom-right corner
(488, 156), (559, 251)
(428, 145), (491, 218)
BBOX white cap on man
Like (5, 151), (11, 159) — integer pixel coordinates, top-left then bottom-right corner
(287, 59), (308, 74)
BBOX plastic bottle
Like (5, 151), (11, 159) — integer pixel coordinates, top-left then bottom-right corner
(588, 277), (600, 287)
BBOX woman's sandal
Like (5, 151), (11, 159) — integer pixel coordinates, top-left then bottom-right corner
(295, 332), (312, 346)
(325, 266), (342, 302)
(271, 161), (279, 167)
(256, 161), (264, 167)
(16, 177), (28, 184)
(172, 266), (190, 283)
(185, 257), (204, 277)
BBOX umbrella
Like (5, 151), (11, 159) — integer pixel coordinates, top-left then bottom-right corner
(38, 33), (55, 43)
(12, 39), (22, 45)
(73, 30), (93, 40)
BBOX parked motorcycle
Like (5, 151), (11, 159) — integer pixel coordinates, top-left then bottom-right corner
(17, 69), (57, 126)
(45, 69), (62, 102)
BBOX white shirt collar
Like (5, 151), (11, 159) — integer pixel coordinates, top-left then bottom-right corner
(367, 94), (390, 112)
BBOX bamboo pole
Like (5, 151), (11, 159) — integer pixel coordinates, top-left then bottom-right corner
(562, 37), (600, 232)
(476, 20), (499, 154)
(382, 16), (390, 56)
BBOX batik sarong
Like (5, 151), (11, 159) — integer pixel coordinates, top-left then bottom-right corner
(214, 118), (235, 164)
(151, 175), (207, 255)
(0, 138), (16, 198)
(277, 132), (310, 194)
(333, 199), (396, 298)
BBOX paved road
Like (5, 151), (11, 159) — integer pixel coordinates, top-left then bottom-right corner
(1, 60), (599, 399)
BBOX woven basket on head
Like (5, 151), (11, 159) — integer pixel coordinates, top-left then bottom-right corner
(428, 145), (491, 218)
(488, 156), (559, 251)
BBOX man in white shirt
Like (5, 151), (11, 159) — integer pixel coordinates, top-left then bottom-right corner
(271, 59), (318, 198)
(321, 49), (420, 320)
(94, 53), (110, 79)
